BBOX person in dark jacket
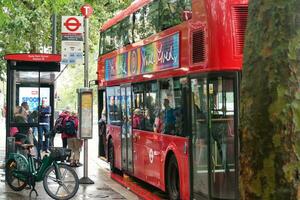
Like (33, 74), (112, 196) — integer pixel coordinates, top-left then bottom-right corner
(38, 99), (51, 156)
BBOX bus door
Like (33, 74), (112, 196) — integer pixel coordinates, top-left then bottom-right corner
(191, 77), (209, 199)
(208, 76), (237, 199)
(120, 85), (133, 173)
(191, 75), (238, 199)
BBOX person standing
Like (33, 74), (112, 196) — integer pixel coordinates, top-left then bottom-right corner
(66, 112), (81, 167)
(60, 107), (71, 148)
(162, 99), (175, 134)
(38, 99), (51, 156)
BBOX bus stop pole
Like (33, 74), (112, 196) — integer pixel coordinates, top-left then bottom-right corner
(51, 14), (57, 54)
(79, 13), (94, 185)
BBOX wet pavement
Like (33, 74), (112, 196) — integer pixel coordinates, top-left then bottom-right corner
(0, 160), (134, 200)
(0, 119), (139, 200)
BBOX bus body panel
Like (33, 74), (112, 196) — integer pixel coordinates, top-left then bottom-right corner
(107, 125), (122, 170)
(132, 129), (146, 181)
(161, 136), (190, 199)
(131, 129), (190, 198)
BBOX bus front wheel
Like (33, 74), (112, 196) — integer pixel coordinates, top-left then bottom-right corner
(166, 155), (180, 200)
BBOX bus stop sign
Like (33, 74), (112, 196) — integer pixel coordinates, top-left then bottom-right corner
(81, 4), (93, 18)
(64, 17), (82, 32)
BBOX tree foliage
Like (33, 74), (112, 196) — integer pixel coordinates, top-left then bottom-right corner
(0, 0), (132, 107)
(240, 1), (300, 199)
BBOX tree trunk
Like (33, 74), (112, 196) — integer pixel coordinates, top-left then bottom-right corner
(240, 1), (300, 200)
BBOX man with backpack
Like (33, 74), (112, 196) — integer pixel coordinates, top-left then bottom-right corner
(65, 112), (81, 167)
(57, 107), (71, 148)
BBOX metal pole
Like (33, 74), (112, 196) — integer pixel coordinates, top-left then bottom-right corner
(51, 14), (57, 54)
(84, 17), (89, 88)
(79, 16), (94, 184)
(83, 16), (89, 178)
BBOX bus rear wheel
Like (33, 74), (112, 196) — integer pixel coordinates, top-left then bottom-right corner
(108, 139), (116, 173)
(166, 155), (180, 200)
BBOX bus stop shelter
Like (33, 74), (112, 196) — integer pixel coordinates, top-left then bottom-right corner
(4, 54), (61, 154)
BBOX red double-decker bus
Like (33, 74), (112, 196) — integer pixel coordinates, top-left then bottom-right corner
(97, 0), (248, 199)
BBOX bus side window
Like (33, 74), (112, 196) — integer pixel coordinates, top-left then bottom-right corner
(107, 87), (121, 126)
(132, 84), (145, 129)
(143, 82), (158, 132)
(158, 78), (187, 136)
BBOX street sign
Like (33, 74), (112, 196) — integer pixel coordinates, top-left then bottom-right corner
(81, 4), (93, 18)
(61, 16), (84, 64)
(61, 16), (83, 34)
(64, 17), (82, 32)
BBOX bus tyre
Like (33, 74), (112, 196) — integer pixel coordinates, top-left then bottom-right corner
(108, 139), (116, 173)
(166, 155), (180, 200)
(6, 159), (27, 191)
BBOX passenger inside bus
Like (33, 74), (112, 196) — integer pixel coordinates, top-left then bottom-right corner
(162, 98), (175, 134)
(132, 108), (143, 129)
(108, 96), (119, 123)
(142, 108), (154, 131)
(153, 110), (163, 133)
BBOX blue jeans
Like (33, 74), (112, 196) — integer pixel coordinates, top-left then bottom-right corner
(38, 125), (50, 154)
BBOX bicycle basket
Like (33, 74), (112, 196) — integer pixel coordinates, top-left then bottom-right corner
(49, 147), (71, 161)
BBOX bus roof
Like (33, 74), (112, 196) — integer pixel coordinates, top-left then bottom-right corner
(100, 0), (152, 32)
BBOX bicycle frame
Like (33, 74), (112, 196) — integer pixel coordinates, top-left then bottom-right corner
(7, 152), (58, 182)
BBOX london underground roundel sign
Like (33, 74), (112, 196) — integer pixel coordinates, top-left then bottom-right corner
(64, 17), (81, 32)
(62, 16), (83, 34)
(81, 4), (93, 18)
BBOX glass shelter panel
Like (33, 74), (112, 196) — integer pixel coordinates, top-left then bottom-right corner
(8, 70), (53, 154)
(10, 71), (40, 124)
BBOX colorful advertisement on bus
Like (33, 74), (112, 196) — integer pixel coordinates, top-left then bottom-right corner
(105, 33), (179, 80)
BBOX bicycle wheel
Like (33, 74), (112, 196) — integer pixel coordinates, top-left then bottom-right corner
(43, 164), (79, 200)
(6, 159), (27, 191)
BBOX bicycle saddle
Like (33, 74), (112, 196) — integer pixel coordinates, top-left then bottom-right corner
(20, 144), (34, 150)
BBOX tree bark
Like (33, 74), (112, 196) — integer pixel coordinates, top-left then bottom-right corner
(240, 1), (300, 200)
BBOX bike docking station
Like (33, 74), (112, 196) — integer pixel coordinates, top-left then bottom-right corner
(77, 88), (94, 184)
